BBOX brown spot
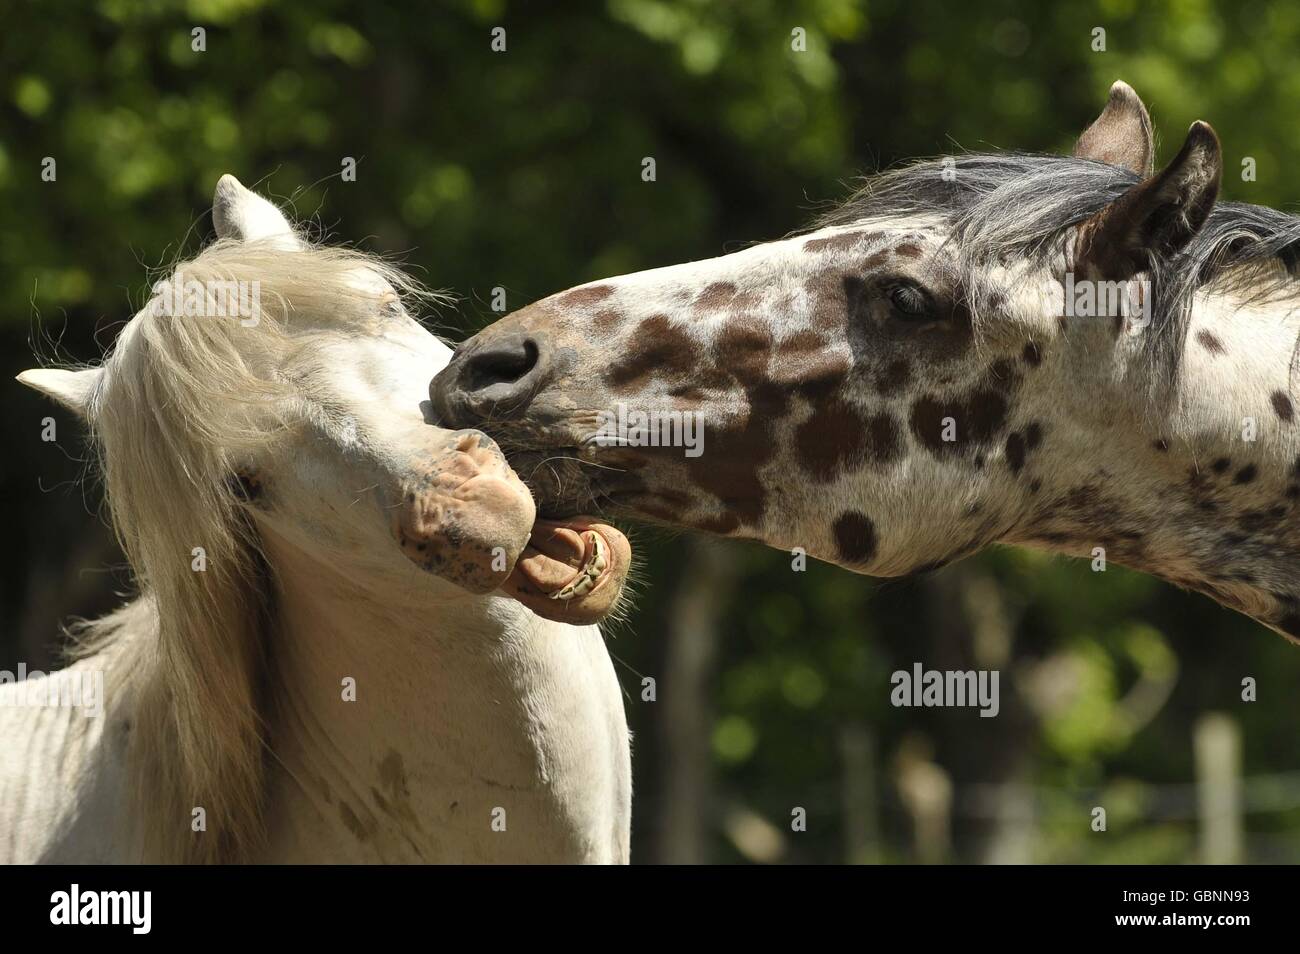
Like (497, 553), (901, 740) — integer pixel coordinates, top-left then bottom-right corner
(771, 351), (851, 393)
(713, 321), (773, 380)
(558, 284), (614, 308)
(909, 398), (950, 452)
(775, 330), (827, 356)
(909, 389), (1010, 456)
(805, 272), (856, 329)
(1024, 422), (1043, 450)
(694, 281), (738, 311)
(1271, 390), (1294, 422)
(988, 358), (1017, 391)
(803, 230), (874, 254)
(1236, 508), (1274, 532)
(1005, 432), (1026, 474)
(1211, 457), (1232, 475)
(967, 389), (1013, 447)
(605, 314), (695, 390)
(1021, 341), (1042, 367)
(875, 358), (912, 397)
(865, 412), (903, 464)
(1234, 464), (1257, 485)
(832, 511), (877, 564)
(686, 322), (782, 524)
(895, 243), (922, 259)
(339, 803), (375, 842)
(796, 401), (866, 482)
(1152, 438), (1169, 452)
(593, 308), (621, 330)
(378, 751), (410, 801)
(1196, 329), (1225, 355)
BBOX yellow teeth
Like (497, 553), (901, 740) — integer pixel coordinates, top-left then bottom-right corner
(549, 531), (607, 600)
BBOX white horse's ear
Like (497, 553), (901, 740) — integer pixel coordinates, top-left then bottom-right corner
(212, 174), (300, 248)
(1073, 80), (1155, 177)
(17, 367), (102, 417)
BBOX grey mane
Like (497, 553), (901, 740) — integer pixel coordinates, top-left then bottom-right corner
(820, 152), (1300, 394)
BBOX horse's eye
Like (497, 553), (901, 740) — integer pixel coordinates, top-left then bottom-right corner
(888, 282), (933, 321)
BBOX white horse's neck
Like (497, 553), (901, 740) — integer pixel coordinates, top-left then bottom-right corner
(254, 527), (630, 862)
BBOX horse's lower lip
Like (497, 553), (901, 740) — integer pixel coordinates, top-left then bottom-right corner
(499, 518), (631, 625)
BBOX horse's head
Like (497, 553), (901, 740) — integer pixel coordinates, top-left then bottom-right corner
(431, 82), (1241, 581)
(20, 177), (629, 626)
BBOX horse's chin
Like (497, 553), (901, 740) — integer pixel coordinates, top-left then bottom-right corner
(500, 517), (631, 626)
(449, 442), (631, 625)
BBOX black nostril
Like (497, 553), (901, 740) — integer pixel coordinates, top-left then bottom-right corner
(429, 332), (552, 426)
(463, 338), (539, 391)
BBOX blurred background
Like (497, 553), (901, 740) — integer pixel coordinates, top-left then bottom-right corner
(4, 0), (1299, 863)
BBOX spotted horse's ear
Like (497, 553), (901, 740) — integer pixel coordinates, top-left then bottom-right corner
(1075, 120), (1221, 282)
(1073, 80), (1155, 177)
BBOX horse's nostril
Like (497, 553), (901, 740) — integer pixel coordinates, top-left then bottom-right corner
(464, 338), (539, 391)
(430, 332), (552, 425)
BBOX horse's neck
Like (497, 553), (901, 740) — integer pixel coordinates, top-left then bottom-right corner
(255, 529), (630, 863)
(1010, 287), (1300, 641)
(0, 665), (132, 863)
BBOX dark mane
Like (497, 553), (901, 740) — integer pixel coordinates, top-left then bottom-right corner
(818, 152), (1300, 393)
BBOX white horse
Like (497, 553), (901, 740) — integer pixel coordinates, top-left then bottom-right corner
(3, 176), (633, 863)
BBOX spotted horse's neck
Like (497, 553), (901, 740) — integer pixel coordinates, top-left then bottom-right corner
(994, 286), (1300, 642)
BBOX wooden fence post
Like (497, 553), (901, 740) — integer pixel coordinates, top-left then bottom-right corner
(1194, 712), (1243, 864)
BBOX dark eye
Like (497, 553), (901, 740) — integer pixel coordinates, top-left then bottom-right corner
(888, 282), (933, 321)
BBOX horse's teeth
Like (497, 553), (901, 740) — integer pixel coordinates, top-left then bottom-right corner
(549, 531), (606, 600)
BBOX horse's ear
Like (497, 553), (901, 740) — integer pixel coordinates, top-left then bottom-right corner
(17, 367), (102, 417)
(1076, 121), (1221, 281)
(212, 174), (300, 248)
(1073, 80), (1155, 176)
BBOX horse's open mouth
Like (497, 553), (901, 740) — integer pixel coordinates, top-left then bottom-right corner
(500, 517), (631, 625)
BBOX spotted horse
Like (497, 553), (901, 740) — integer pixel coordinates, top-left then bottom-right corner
(431, 81), (1300, 645)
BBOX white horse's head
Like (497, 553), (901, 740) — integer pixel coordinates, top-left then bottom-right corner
(20, 176), (631, 624)
(18, 176), (634, 863)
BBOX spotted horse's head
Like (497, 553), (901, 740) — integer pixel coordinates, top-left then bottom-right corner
(433, 82), (1300, 643)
